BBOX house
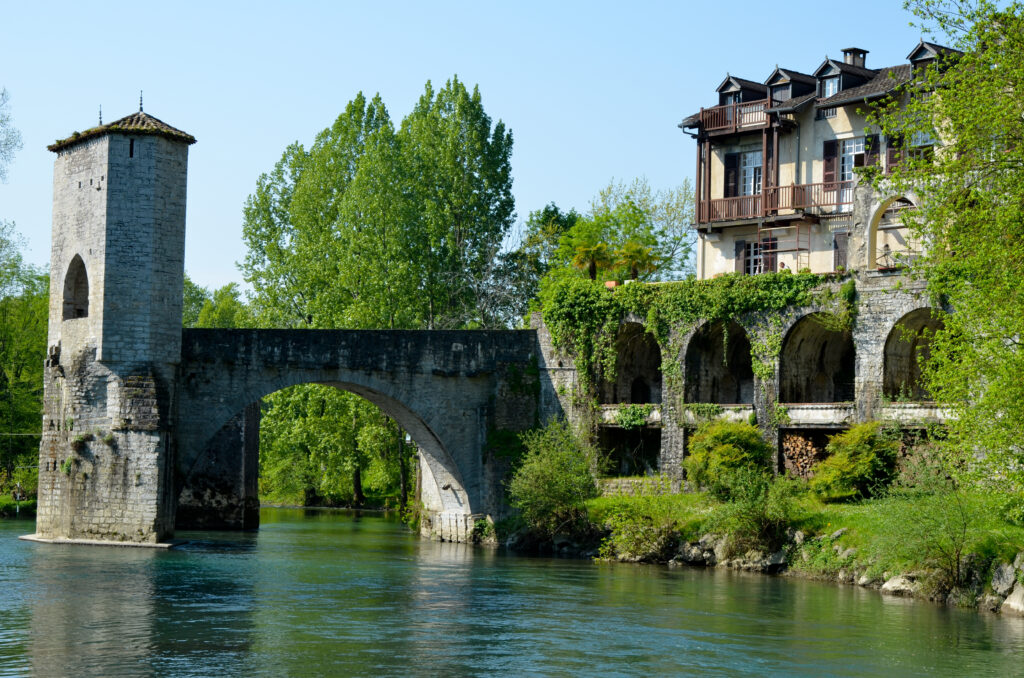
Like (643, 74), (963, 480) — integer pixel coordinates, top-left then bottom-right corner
(679, 41), (957, 279)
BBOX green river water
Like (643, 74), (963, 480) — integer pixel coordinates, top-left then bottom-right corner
(2, 508), (1023, 676)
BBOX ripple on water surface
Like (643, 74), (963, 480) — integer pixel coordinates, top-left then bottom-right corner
(2, 511), (1024, 677)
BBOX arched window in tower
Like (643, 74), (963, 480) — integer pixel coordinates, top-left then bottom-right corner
(62, 255), (89, 320)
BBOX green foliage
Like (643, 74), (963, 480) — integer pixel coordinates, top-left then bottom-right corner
(507, 419), (600, 536)
(683, 420), (772, 499)
(597, 505), (678, 562)
(0, 88), (22, 183)
(707, 470), (803, 555)
(809, 422), (899, 502)
(537, 271), (825, 399)
(485, 428), (526, 462)
(0, 221), (46, 498)
(867, 1), (1024, 493)
(683, 402), (724, 422)
(59, 458), (73, 475)
(614, 404), (652, 430)
(195, 283), (255, 329)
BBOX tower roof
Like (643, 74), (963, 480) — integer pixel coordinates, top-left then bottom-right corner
(48, 111), (196, 153)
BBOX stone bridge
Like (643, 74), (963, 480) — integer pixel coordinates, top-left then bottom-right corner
(174, 328), (556, 540)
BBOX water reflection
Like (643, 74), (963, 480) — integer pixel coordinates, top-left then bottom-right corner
(3, 511), (1024, 677)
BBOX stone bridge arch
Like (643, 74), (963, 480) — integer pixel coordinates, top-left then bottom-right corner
(175, 328), (545, 541)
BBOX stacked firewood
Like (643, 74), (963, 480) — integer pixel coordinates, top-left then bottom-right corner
(782, 432), (826, 478)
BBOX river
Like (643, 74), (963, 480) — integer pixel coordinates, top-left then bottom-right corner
(2, 508), (1023, 676)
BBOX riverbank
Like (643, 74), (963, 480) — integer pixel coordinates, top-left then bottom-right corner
(0, 496), (35, 518)
(503, 486), (1024, 616)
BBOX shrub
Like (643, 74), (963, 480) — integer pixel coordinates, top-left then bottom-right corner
(706, 469), (803, 554)
(809, 422), (898, 502)
(683, 420), (772, 499)
(507, 419), (600, 536)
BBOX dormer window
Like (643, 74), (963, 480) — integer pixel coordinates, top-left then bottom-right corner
(821, 76), (839, 98)
(771, 85), (791, 102)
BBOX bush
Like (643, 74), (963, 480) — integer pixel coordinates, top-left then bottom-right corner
(809, 422), (898, 502)
(707, 469), (803, 554)
(507, 419), (600, 536)
(683, 420), (772, 499)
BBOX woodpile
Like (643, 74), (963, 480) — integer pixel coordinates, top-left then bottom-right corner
(782, 431), (830, 478)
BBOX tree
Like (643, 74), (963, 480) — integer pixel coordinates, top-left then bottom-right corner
(0, 222), (46, 495)
(196, 283), (254, 329)
(549, 178), (695, 283)
(242, 79), (514, 506)
(870, 1), (1024, 490)
(0, 88), (22, 183)
(182, 273), (211, 328)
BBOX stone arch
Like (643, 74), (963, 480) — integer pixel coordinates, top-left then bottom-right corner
(179, 374), (473, 520)
(883, 308), (944, 400)
(779, 313), (855, 403)
(601, 321), (662, 404)
(868, 195), (918, 270)
(62, 255), (89, 320)
(684, 320), (754, 404)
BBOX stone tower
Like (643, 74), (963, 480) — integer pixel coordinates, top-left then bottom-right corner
(33, 111), (195, 543)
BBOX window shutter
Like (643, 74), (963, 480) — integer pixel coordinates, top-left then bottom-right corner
(724, 153), (739, 198)
(734, 239), (747, 274)
(886, 135), (903, 173)
(823, 140), (838, 187)
(865, 134), (880, 166)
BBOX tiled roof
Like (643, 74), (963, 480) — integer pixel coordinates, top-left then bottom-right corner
(678, 112), (700, 129)
(766, 68), (817, 86)
(816, 64), (912, 108)
(813, 58), (879, 80)
(49, 111), (196, 152)
(716, 75), (768, 93)
(767, 92), (816, 114)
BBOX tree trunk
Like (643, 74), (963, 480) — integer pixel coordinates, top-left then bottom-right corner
(352, 466), (365, 507)
(588, 260), (597, 280)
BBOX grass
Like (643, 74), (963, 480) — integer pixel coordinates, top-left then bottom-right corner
(584, 486), (1024, 586)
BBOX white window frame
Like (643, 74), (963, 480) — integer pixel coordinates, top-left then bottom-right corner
(739, 150), (762, 196)
(822, 76), (839, 98)
(839, 137), (865, 182)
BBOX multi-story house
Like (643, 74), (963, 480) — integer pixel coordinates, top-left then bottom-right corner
(680, 41), (956, 278)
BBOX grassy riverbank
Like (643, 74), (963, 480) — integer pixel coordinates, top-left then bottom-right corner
(582, 485), (1024, 608)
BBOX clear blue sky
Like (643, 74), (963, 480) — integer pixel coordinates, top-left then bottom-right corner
(0, 1), (931, 290)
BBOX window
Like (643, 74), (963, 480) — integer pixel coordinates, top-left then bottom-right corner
(839, 137), (865, 182)
(739, 150), (762, 196)
(771, 84), (790, 102)
(744, 238), (777, 275)
(62, 255), (89, 320)
(821, 77), (839, 98)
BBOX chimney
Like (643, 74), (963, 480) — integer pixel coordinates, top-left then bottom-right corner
(842, 47), (868, 68)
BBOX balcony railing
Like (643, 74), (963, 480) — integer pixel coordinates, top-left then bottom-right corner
(699, 99), (772, 133)
(698, 181), (854, 224)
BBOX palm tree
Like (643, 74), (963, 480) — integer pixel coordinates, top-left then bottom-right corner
(571, 242), (612, 281)
(615, 240), (660, 280)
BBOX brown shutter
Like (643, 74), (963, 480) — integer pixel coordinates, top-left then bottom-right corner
(823, 140), (838, 188)
(886, 135), (903, 173)
(734, 239), (747, 274)
(724, 153), (739, 198)
(865, 134), (880, 166)
(834, 232), (849, 271)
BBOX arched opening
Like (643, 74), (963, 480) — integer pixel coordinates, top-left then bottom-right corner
(62, 255), (89, 320)
(868, 196), (919, 270)
(177, 381), (469, 535)
(601, 321), (662, 404)
(684, 320), (754, 404)
(779, 314), (855, 403)
(883, 308), (944, 400)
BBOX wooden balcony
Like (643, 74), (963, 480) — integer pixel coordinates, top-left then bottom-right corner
(697, 181), (854, 224)
(699, 99), (772, 134)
